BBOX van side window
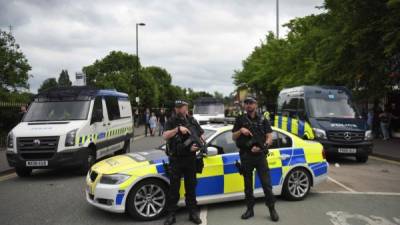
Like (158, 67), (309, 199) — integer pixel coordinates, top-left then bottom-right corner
(104, 96), (121, 120)
(91, 97), (103, 123)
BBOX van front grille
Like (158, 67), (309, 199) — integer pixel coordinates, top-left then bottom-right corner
(327, 131), (364, 142)
(17, 136), (59, 160)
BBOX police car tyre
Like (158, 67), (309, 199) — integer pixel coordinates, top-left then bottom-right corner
(80, 147), (96, 174)
(15, 167), (32, 177)
(356, 154), (368, 163)
(126, 179), (167, 221)
(282, 168), (311, 201)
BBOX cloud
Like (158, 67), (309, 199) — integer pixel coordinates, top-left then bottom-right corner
(0, 0), (324, 95)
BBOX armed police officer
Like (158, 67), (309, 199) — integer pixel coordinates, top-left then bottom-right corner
(163, 99), (204, 225)
(232, 96), (279, 222)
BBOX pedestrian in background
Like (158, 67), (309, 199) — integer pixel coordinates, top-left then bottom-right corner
(379, 107), (398, 140)
(149, 112), (157, 136)
(158, 108), (167, 136)
(19, 105), (27, 121)
(144, 108), (151, 136)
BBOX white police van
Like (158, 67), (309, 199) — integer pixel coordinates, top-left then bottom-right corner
(6, 87), (134, 177)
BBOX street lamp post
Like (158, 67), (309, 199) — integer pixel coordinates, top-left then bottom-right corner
(135, 22), (146, 106)
(276, 0), (279, 39)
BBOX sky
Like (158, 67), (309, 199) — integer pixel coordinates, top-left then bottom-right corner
(0, 0), (324, 95)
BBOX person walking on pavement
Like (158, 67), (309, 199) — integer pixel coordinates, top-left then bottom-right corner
(379, 107), (398, 140)
(163, 99), (204, 225)
(144, 108), (151, 137)
(149, 112), (157, 136)
(232, 96), (279, 222)
(158, 108), (167, 136)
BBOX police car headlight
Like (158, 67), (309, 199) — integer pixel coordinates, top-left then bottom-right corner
(100, 174), (130, 185)
(65, 129), (78, 147)
(313, 128), (327, 139)
(7, 132), (14, 149)
(365, 130), (373, 141)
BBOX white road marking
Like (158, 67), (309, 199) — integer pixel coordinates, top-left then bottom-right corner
(328, 176), (356, 193)
(327, 211), (400, 225)
(0, 173), (17, 182)
(199, 206), (208, 225)
(313, 191), (400, 196)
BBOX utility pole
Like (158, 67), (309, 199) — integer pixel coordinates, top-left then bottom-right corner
(135, 23), (145, 106)
(276, 0), (279, 39)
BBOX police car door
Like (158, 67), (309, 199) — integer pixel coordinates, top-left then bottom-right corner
(89, 96), (108, 159)
(265, 131), (287, 190)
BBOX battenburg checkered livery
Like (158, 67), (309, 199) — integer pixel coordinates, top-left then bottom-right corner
(86, 124), (328, 221)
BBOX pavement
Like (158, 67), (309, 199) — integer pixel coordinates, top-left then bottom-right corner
(372, 138), (400, 161)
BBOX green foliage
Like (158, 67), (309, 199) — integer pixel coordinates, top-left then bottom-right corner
(58, 70), (71, 87)
(0, 29), (31, 93)
(38, 78), (58, 93)
(234, 0), (400, 104)
(82, 51), (217, 108)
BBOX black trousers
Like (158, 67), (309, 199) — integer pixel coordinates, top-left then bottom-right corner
(240, 153), (276, 208)
(167, 156), (198, 214)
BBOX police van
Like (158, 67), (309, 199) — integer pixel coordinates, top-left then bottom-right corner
(274, 86), (373, 162)
(6, 87), (134, 177)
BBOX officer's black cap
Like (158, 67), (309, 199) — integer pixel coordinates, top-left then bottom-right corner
(175, 99), (189, 108)
(244, 96), (257, 104)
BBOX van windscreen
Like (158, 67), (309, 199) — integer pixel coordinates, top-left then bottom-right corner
(193, 104), (224, 115)
(23, 101), (91, 122)
(308, 97), (359, 119)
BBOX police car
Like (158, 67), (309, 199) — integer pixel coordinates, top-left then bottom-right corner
(86, 124), (328, 220)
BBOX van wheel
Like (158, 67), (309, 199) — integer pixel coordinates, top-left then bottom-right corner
(116, 139), (130, 155)
(80, 148), (96, 175)
(16, 167), (32, 177)
(356, 154), (368, 163)
(126, 179), (167, 221)
(282, 168), (311, 201)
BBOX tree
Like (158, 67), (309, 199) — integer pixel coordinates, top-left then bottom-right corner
(234, 0), (400, 104)
(58, 69), (71, 87)
(0, 29), (31, 93)
(38, 78), (58, 93)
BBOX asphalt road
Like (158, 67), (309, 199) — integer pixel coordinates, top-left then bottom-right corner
(0, 135), (399, 225)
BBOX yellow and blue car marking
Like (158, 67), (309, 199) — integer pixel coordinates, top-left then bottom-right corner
(85, 125), (328, 214)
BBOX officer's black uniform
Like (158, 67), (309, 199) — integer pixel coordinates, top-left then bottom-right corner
(164, 102), (204, 225)
(232, 99), (279, 221)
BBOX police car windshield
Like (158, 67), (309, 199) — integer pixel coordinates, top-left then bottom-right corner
(193, 104), (224, 115)
(23, 101), (91, 122)
(308, 97), (360, 119)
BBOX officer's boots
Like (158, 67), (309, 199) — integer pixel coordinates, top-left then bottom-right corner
(241, 207), (254, 219)
(189, 210), (202, 224)
(268, 205), (279, 222)
(164, 214), (176, 225)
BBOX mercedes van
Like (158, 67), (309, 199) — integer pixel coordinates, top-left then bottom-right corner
(6, 87), (134, 177)
(274, 86), (373, 162)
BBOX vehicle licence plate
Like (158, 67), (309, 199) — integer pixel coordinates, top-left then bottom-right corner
(338, 148), (357, 154)
(26, 161), (48, 167)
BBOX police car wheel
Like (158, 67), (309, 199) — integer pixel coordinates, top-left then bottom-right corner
(15, 167), (32, 177)
(282, 168), (311, 201)
(126, 179), (167, 221)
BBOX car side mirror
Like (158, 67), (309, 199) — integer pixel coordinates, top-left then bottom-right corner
(91, 109), (103, 124)
(206, 146), (218, 156)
